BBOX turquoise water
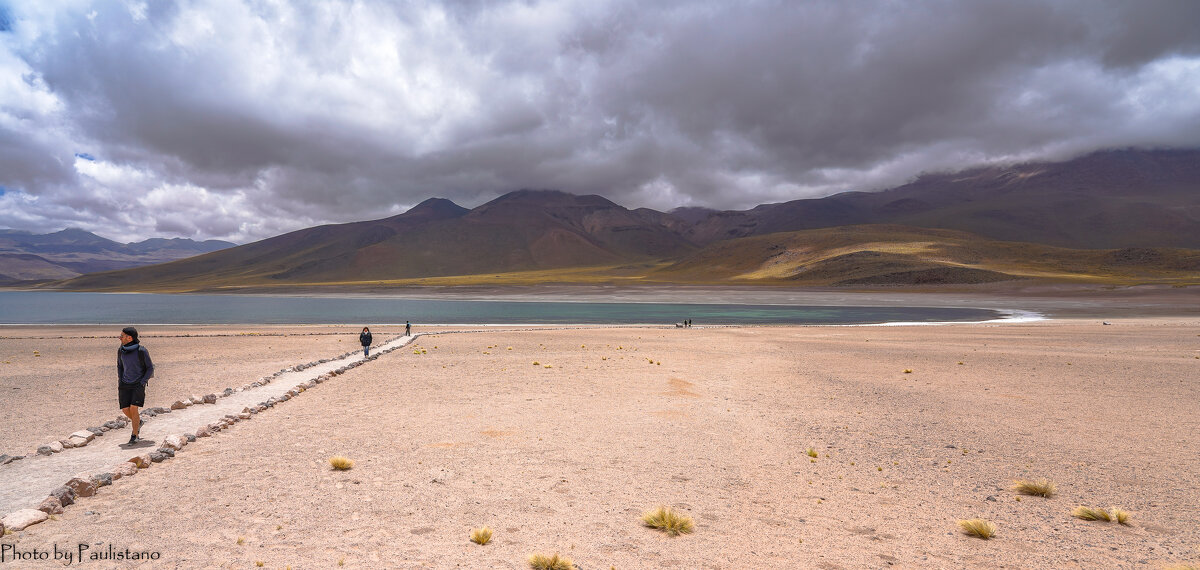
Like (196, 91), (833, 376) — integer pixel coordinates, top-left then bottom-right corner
(0, 291), (1002, 325)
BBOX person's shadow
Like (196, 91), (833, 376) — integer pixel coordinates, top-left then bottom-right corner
(120, 438), (156, 449)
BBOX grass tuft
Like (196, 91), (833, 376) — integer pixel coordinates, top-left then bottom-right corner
(957, 518), (996, 539)
(1111, 508), (1131, 525)
(470, 526), (493, 545)
(1013, 478), (1056, 498)
(806, 448), (818, 458)
(1072, 506), (1111, 521)
(528, 553), (574, 570)
(237, 536), (245, 545)
(641, 505), (695, 536)
(329, 456), (354, 470)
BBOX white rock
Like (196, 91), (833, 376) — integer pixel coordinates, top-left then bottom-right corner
(48, 441), (64, 453)
(2, 509), (49, 531)
(69, 430), (96, 443)
(112, 462), (138, 478)
(68, 436), (90, 448)
(162, 434), (186, 451)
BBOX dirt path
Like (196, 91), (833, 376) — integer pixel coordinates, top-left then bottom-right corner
(0, 335), (415, 518)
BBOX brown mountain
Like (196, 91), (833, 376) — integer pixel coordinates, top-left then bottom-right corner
(55, 191), (698, 291)
(685, 149), (1200, 249)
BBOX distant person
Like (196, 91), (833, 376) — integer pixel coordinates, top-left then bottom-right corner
(360, 326), (373, 357)
(117, 326), (153, 445)
(405, 321), (411, 336)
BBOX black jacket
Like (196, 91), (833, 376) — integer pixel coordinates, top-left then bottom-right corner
(118, 342), (154, 386)
(359, 332), (373, 346)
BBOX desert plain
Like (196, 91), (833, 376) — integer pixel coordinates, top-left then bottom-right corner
(1, 317), (1199, 569)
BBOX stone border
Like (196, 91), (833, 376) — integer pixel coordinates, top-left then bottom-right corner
(0, 340), (399, 465)
(0, 335), (415, 535)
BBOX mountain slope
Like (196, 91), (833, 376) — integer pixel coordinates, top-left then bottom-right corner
(54, 192), (698, 291)
(655, 224), (1200, 286)
(686, 149), (1200, 249)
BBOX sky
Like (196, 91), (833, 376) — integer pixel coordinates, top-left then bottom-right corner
(1, 1), (1199, 244)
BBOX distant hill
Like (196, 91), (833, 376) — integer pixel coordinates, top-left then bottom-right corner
(0, 229), (234, 284)
(42, 147), (1200, 291)
(685, 149), (1200, 249)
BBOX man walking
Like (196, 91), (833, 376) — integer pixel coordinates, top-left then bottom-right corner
(117, 326), (153, 445)
(360, 326), (373, 357)
(405, 320), (411, 336)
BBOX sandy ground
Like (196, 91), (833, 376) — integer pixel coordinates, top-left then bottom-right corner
(2, 319), (1199, 568)
(0, 326), (402, 456)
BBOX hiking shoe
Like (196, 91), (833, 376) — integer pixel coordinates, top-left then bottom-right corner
(128, 434), (138, 445)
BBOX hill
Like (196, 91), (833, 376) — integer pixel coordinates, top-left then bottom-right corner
(685, 149), (1200, 249)
(0, 229), (234, 284)
(53, 192), (698, 291)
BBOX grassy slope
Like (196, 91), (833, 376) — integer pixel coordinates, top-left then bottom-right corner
(46, 224), (1200, 292)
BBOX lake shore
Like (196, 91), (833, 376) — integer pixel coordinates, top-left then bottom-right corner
(2, 318), (1199, 568)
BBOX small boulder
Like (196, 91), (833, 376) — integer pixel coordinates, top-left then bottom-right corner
(184, 433), (196, 442)
(70, 430), (96, 443)
(156, 448), (175, 457)
(66, 476), (98, 498)
(148, 451), (167, 463)
(91, 473), (114, 487)
(163, 434), (186, 450)
(189, 395), (204, 404)
(170, 400), (188, 410)
(37, 445), (54, 456)
(239, 413), (252, 420)
(87, 427), (105, 436)
(2, 509), (49, 531)
(38, 496), (64, 515)
(111, 462), (138, 478)
(60, 439), (75, 449)
(195, 427), (211, 438)
(49, 485), (76, 507)
(48, 441), (64, 453)
(202, 394), (218, 404)
(68, 435), (90, 448)
(128, 455), (151, 469)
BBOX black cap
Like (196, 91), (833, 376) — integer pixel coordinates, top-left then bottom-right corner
(122, 326), (138, 341)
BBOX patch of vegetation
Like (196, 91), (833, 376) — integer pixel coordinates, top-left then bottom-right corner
(1013, 479), (1056, 498)
(471, 527), (493, 545)
(1071, 506), (1111, 522)
(528, 553), (574, 570)
(641, 506), (695, 536)
(329, 456), (354, 470)
(957, 518), (996, 539)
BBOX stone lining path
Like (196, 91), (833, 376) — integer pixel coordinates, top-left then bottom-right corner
(0, 334), (416, 520)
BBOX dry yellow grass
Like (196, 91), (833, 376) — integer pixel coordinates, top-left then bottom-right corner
(1072, 506), (1111, 521)
(528, 553), (574, 570)
(641, 506), (695, 536)
(470, 527), (493, 545)
(806, 448), (818, 458)
(1111, 508), (1131, 525)
(329, 456), (354, 470)
(1013, 478), (1056, 498)
(957, 518), (996, 540)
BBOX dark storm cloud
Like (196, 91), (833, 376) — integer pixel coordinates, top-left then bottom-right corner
(0, 0), (1198, 242)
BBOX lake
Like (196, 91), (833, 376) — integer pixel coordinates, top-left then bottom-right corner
(0, 291), (1006, 325)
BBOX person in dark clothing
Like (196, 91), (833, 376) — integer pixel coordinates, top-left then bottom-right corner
(360, 327), (373, 357)
(117, 326), (153, 445)
(405, 321), (411, 336)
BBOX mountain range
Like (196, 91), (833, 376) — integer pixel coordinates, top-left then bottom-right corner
(36, 148), (1200, 291)
(0, 229), (233, 284)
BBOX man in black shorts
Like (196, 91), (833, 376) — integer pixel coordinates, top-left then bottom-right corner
(117, 326), (154, 445)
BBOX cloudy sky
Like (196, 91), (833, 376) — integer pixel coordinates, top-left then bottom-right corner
(1, 0), (1199, 244)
